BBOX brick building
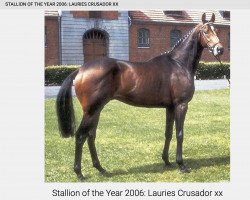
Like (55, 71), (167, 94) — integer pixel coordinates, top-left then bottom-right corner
(45, 10), (230, 66)
(45, 11), (60, 66)
(45, 11), (129, 66)
(129, 10), (230, 62)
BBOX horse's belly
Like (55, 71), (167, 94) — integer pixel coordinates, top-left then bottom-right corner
(114, 90), (172, 108)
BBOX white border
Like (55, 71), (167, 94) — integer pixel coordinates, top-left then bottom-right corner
(0, 8), (250, 200)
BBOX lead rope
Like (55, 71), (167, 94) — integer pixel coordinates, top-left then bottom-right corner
(214, 55), (230, 87)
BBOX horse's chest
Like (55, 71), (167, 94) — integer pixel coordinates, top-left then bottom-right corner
(170, 71), (194, 103)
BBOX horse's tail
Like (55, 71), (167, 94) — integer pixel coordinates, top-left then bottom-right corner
(56, 69), (79, 138)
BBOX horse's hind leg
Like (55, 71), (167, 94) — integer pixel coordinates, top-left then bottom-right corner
(74, 117), (88, 180)
(87, 112), (106, 174)
(73, 66), (115, 179)
(162, 106), (175, 166)
(74, 111), (103, 180)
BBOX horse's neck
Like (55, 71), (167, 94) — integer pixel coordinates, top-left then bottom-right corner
(169, 31), (203, 76)
(191, 44), (203, 75)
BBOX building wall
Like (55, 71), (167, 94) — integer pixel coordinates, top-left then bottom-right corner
(71, 11), (119, 20)
(45, 17), (59, 66)
(129, 23), (230, 62)
(44, 11), (230, 66)
(61, 11), (129, 65)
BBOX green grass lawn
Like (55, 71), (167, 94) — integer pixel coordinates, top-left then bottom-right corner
(45, 89), (230, 182)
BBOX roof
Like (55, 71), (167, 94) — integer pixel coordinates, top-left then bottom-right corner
(44, 11), (59, 17)
(129, 10), (230, 26)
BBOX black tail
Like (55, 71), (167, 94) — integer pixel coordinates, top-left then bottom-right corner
(56, 69), (79, 138)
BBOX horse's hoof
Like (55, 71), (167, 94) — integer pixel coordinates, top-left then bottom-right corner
(164, 162), (174, 168)
(98, 168), (112, 177)
(99, 167), (106, 173)
(77, 174), (86, 181)
(100, 169), (107, 174)
(101, 171), (112, 177)
(96, 166), (107, 174)
(179, 165), (191, 173)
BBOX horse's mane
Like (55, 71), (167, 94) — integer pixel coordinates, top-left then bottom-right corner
(150, 24), (201, 62)
(166, 25), (199, 55)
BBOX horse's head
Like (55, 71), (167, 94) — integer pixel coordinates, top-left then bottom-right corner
(198, 13), (224, 57)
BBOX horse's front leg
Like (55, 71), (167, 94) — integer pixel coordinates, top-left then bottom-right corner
(175, 103), (190, 173)
(162, 106), (174, 166)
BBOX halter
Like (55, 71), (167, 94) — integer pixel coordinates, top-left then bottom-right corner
(199, 22), (222, 64)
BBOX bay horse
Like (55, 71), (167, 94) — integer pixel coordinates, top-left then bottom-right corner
(56, 13), (224, 180)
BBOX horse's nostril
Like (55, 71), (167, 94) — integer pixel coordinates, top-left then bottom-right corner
(218, 47), (224, 55)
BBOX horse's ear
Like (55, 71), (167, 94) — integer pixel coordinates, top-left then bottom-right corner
(202, 13), (206, 24)
(210, 13), (215, 23)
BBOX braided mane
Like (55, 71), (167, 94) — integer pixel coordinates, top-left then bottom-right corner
(166, 27), (196, 54)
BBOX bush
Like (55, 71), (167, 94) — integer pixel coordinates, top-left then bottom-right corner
(196, 62), (230, 80)
(45, 65), (80, 86)
(45, 62), (230, 85)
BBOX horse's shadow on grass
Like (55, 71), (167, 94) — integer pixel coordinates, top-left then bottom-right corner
(103, 156), (230, 177)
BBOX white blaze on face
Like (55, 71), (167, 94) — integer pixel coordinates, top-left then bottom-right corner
(209, 24), (220, 56)
(213, 45), (219, 56)
(210, 25), (216, 34)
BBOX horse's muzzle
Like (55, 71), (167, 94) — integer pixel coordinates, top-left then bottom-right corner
(213, 44), (224, 56)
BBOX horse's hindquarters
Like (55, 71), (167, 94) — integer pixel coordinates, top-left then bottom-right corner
(74, 66), (115, 113)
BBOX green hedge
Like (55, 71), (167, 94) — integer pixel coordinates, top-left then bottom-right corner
(45, 62), (230, 86)
(45, 65), (80, 86)
(196, 62), (230, 80)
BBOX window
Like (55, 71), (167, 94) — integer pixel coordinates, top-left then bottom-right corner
(45, 26), (47, 47)
(83, 29), (106, 40)
(164, 11), (183, 17)
(137, 28), (149, 48)
(170, 29), (182, 47)
(89, 11), (101, 19)
(221, 11), (230, 19)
